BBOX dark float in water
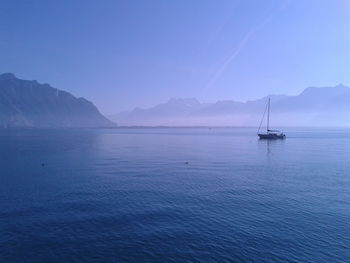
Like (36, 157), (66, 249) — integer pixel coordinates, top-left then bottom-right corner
(257, 97), (286, 139)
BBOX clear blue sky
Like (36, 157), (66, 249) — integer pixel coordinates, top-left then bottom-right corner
(1, 0), (350, 114)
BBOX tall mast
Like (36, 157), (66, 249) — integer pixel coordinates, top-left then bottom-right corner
(267, 97), (270, 132)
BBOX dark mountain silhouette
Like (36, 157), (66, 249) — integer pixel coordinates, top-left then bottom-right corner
(0, 73), (115, 128)
(111, 85), (350, 127)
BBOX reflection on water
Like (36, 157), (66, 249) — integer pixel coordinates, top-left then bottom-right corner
(258, 137), (286, 157)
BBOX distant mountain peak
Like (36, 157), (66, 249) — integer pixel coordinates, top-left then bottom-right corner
(0, 73), (16, 80)
(335, 83), (348, 89)
(300, 84), (350, 96)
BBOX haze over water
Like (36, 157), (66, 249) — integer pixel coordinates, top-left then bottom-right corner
(1, 128), (350, 262)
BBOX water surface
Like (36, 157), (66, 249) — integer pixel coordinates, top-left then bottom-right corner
(1, 128), (350, 262)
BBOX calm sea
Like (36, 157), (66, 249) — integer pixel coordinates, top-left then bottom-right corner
(1, 128), (350, 263)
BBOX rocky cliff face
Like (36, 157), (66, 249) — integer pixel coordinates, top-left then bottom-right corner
(0, 73), (115, 128)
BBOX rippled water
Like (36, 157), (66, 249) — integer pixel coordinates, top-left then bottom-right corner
(1, 128), (350, 262)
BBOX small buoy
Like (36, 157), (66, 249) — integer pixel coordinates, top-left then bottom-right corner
(185, 162), (189, 165)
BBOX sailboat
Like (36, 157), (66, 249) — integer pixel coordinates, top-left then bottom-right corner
(257, 98), (286, 139)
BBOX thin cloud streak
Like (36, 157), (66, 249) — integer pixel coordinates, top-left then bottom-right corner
(203, 0), (291, 95)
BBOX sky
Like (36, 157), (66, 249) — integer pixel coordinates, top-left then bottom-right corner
(1, 0), (350, 114)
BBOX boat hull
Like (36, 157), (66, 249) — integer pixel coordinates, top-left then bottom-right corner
(258, 133), (286, 139)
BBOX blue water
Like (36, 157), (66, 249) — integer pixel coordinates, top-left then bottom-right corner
(1, 128), (350, 263)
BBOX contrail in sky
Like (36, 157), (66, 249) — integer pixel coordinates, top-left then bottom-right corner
(203, 0), (291, 94)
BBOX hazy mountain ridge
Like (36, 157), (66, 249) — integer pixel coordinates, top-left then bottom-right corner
(111, 84), (350, 126)
(0, 73), (115, 128)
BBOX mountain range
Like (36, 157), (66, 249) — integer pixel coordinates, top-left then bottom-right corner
(111, 84), (350, 127)
(2, 72), (350, 128)
(0, 73), (115, 128)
